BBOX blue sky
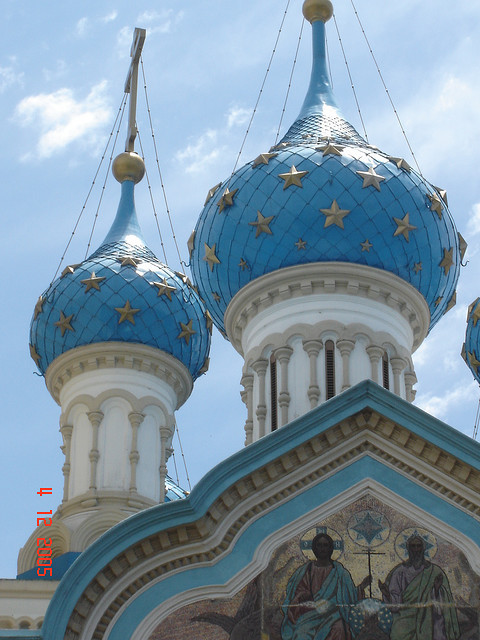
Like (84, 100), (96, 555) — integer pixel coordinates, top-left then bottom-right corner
(2, 0), (480, 579)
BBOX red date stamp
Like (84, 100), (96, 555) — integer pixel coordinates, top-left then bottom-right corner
(36, 488), (53, 578)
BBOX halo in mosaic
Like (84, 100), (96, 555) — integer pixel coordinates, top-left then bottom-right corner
(463, 298), (480, 384)
(190, 20), (461, 335)
(30, 180), (210, 379)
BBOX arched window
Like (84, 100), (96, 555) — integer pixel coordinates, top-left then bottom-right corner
(325, 340), (336, 400)
(382, 352), (390, 390)
(270, 354), (278, 431)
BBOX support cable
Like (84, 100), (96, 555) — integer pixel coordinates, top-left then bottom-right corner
(140, 58), (184, 268)
(274, 17), (305, 146)
(50, 93), (128, 284)
(175, 421), (192, 492)
(473, 396), (480, 440)
(349, 0), (423, 175)
(332, 13), (369, 142)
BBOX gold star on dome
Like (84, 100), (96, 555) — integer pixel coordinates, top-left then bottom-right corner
(34, 296), (44, 320)
(29, 344), (41, 366)
(199, 357), (210, 375)
(205, 182), (222, 205)
(153, 278), (176, 301)
(434, 297), (443, 307)
(203, 243), (221, 271)
(81, 272), (106, 293)
(320, 200), (351, 229)
(118, 256), (141, 268)
(393, 213), (416, 242)
(61, 263), (81, 278)
(177, 319), (196, 345)
(212, 291), (221, 302)
(253, 152), (277, 167)
(434, 186), (448, 206)
(388, 156), (411, 172)
(413, 262), (422, 274)
(278, 165), (308, 189)
(175, 271), (192, 286)
(360, 239), (373, 252)
(295, 238), (307, 250)
(316, 142), (344, 156)
(469, 351), (480, 371)
(458, 233), (467, 262)
(444, 291), (456, 314)
(239, 258), (249, 270)
(54, 311), (75, 337)
(356, 166), (386, 191)
(428, 192), (443, 219)
(205, 310), (213, 335)
(468, 299), (480, 327)
(249, 211), (274, 238)
(439, 247), (454, 275)
(187, 230), (195, 258)
(115, 300), (140, 324)
(217, 188), (238, 214)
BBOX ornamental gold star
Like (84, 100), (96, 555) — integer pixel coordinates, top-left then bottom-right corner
(278, 165), (308, 189)
(253, 152), (277, 168)
(204, 182), (222, 205)
(34, 296), (44, 319)
(393, 213), (416, 242)
(239, 258), (249, 270)
(433, 186), (448, 205)
(413, 262), (422, 274)
(115, 300), (140, 324)
(356, 166), (385, 191)
(388, 156), (411, 172)
(249, 211), (274, 238)
(217, 188), (238, 214)
(203, 243), (221, 271)
(118, 256), (141, 267)
(428, 192), (443, 219)
(360, 239), (373, 252)
(212, 291), (221, 302)
(153, 278), (176, 301)
(61, 263), (81, 278)
(469, 351), (480, 371)
(199, 357), (210, 375)
(55, 311), (75, 337)
(316, 142), (344, 156)
(205, 310), (213, 335)
(458, 233), (467, 262)
(187, 230), (195, 258)
(81, 272), (106, 293)
(29, 344), (41, 366)
(434, 297), (443, 307)
(468, 299), (480, 327)
(439, 247), (454, 275)
(320, 200), (351, 229)
(444, 291), (456, 314)
(175, 271), (192, 286)
(295, 238), (307, 250)
(177, 319), (196, 345)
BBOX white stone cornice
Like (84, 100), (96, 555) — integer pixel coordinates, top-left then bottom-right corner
(45, 342), (193, 409)
(224, 262), (430, 355)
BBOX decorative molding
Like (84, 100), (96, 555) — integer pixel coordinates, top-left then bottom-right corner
(251, 359), (268, 438)
(45, 343), (193, 409)
(273, 346), (293, 426)
(128, 413), (145, 494)
(336, 339), (355, 391)
(60, 407), (480, 640)
(240, 374), (254, 445)
(224, 262), (430, 355)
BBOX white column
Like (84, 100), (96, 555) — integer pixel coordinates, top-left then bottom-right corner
(252, 359), (268, 439)
(274, 346), (293, 427)
(241, 373), (254, 445)
(390, 357), (407, 396)
(87, 411), (103, 492)
(60, 424), (73, 503)
(337, 339), (355, 391)
(159, 425), (173, 503)
(404, 370), (417, 402)
(303, 340), (323, 409)
(128, 412), (145, 494)
(366, 345), (384, 384)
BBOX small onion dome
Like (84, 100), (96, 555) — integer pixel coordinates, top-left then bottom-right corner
(190, 10), (461, 335)
(30, 161), (210, 380)
(463, 298), (480, 384)
(165, 474), (189, 501)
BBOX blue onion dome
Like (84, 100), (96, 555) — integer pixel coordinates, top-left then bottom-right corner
(30, 152), (211, 380)
(165, 474), (189, 501)
(190, 0), (463, 335)
(462, 298), (480, 384)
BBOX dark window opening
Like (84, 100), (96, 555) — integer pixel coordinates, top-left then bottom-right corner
(382, 352), (390, 390)
(325, 340), (335, 400)
(270, 354), (278, 431)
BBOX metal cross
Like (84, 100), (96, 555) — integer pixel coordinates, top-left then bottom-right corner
(124, 27), (146, 152)
(354, 547), (386, 598)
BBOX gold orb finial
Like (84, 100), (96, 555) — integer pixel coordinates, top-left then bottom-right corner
(112, 152), (145, 184)
(302, 0), (333, 23)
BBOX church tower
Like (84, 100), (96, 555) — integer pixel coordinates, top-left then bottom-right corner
(19, 30), (211, 578)
(190, 0), (463, 444)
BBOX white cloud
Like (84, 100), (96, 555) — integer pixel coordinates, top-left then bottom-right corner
(227, 106), (250, 129)
(415, 379), (478, 422)
(76, 17), (89, 37)
(175, 129), (226, 174)
(0, 65), (23, 92)
(116, 27), (132, 58)
(467, 203), (480, 236)
(14, 81), (112, 159)
(101, 11), (117, 23)
(136, 9), (184, 35)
